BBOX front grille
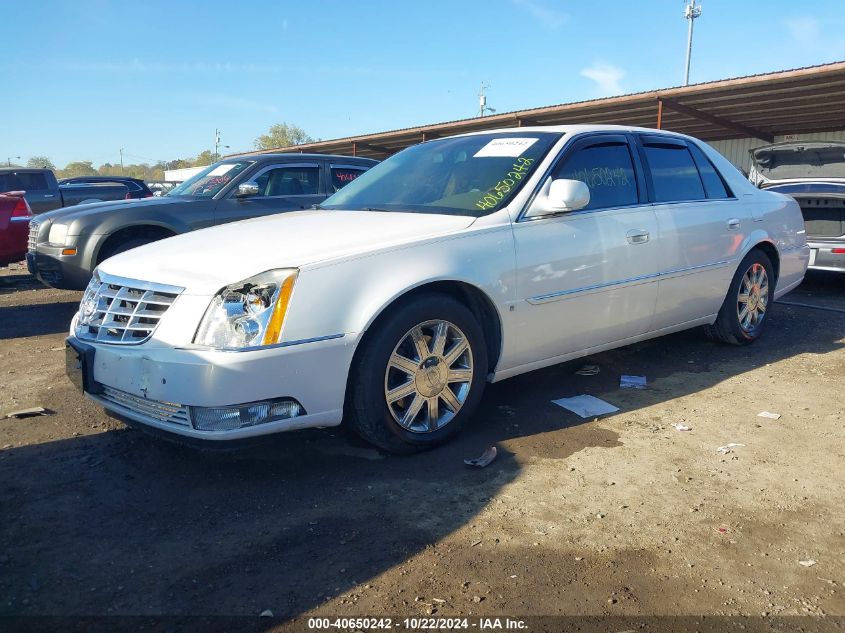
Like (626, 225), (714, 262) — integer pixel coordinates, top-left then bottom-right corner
(28, 219), (40, 252)
(799, 199), (845, 238)
(100, 386), (191, 427)
(75, 276), (181, 345)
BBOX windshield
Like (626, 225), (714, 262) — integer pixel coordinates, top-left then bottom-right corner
(321, 132), (562, 216)
(168, 161), (253, 197)
(752, 144), (845, 181)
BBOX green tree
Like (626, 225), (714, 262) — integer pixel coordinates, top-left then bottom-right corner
(58, 161), (97, 178)
(253, 123), (313, 150)
(27, 156), (56, 170)
(192, 150), (215, 167)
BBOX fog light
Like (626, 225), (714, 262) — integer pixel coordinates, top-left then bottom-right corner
(189, 398), (304, 431)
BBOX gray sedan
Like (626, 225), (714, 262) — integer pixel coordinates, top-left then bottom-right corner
(27, 153), (377, 289)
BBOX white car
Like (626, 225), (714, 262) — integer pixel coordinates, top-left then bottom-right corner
(67, 125), (809, 453)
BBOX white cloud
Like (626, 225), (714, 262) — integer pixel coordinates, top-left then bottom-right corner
(783, 16), (821, 48)
(512, 0), (569, 30)
(580, 62), (625, 96)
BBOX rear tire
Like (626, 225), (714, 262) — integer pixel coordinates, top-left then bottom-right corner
(705, 248), (775, 345)
(346, 293), (488, 454)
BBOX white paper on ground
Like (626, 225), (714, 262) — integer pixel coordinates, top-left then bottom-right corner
(620, 375), (647, 389)
(474, 138), (539, 158)
(757, 411), (781, 420)
(551, 395), (619, 418)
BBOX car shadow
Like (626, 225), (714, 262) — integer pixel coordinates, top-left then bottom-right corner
(0, 273), (48, 296)
(0, 294), (842, 623)
(0, 301), (79, 339)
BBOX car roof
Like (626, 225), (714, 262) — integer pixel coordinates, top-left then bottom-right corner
(451, 124), (693, 140)
(61, 175), (145, 181)
(223, 153), (378, 164)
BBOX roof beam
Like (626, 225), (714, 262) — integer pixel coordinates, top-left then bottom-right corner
(658, 97), (774, 142)
(354, 142), (394, 156)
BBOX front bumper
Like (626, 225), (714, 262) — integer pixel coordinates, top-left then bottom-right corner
(807, 240), (845, 273)
(66, 332), (356, 442)
(27, 246), (92, 290)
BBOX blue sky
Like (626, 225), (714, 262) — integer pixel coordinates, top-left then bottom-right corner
(1, 0), (844, 167)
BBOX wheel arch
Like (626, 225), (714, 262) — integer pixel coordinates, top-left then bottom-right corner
(353, 279), (505, 377)
(94, 222), (181, 264)
(739, 232), (780, 285)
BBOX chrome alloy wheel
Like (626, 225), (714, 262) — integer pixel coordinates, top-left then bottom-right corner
(384, 320), (474, 433)
(737, 262), (769, 333)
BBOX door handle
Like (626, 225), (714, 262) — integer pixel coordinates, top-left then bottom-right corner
(43, 194), (55, 198)
(626, 229), (650, 245)
(727, 218), (741, 230)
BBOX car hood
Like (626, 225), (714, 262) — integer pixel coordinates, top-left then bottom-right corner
(98, 209), (477, 295)
(36, 196), (193, 227)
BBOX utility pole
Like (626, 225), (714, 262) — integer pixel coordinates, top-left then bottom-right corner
(214, 129), (221, 162)
(119, 148), (125, 175)
(683, 0), (702, 86)
(7, 156), (20, 167)
(478, 83), (496, 117)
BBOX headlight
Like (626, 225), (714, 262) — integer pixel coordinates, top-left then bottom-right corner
(194, 269), (298, 349)
(48, 223), (69, 246)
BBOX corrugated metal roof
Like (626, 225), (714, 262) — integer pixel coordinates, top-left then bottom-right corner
(230, 61), (845, 160)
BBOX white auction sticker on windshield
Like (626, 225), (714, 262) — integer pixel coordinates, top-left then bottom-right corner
(208, 164), (235, 176)
(474, 138), (539, 158)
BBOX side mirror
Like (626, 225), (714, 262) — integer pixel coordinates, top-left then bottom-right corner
(524, 178), (590, 218)
(235, 182), (260, 198)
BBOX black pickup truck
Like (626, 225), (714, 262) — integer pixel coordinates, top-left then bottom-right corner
(0, 168), (129, 213)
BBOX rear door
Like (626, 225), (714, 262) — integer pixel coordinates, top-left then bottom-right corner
(511, 133), (660, 366)
(638, 135), (749, 328)
(214, 162), (324, 224)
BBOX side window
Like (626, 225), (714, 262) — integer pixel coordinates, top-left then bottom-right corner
(256, 166), (320, 197)
(642, 144), (705, 202)
(15, 172), (49, 191)
(330, 166), (368, 192)
(688, 143), (731, 199)
(553, 142), (638, 210)
(0, 174), (23, 191)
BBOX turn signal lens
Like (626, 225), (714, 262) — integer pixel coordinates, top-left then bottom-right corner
(262, 274), (297, 345)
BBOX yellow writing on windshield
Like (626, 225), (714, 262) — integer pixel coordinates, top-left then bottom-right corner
(475, 157), (535, 211)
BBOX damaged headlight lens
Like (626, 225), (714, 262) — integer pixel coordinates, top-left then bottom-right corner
(193, 269), (298, 349)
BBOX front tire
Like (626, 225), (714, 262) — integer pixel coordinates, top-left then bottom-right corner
(706, 248), (775, 345)
(346, 293), (488, 454)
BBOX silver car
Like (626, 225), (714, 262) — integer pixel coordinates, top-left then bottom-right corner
(66, 125), (809, 453)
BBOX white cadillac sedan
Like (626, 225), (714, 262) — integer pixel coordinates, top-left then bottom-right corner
(67, 125), (809, 453)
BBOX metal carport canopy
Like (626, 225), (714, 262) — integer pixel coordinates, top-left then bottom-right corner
(232, 61), (845, 160)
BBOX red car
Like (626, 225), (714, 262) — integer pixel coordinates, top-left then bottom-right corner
(0, 191), (32, 266)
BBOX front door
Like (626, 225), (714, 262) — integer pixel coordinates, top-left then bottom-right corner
(510, 134), (660, 369)
(214, 163), (326, 224)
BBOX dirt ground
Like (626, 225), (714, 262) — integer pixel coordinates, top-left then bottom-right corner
(0, 264), (843, 630)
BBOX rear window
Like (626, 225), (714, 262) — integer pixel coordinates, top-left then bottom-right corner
(0, 174), (23, 192)
(7, 172), (48, 192)
(643, 145), (705, 202)
(16, 172), (49, 191)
